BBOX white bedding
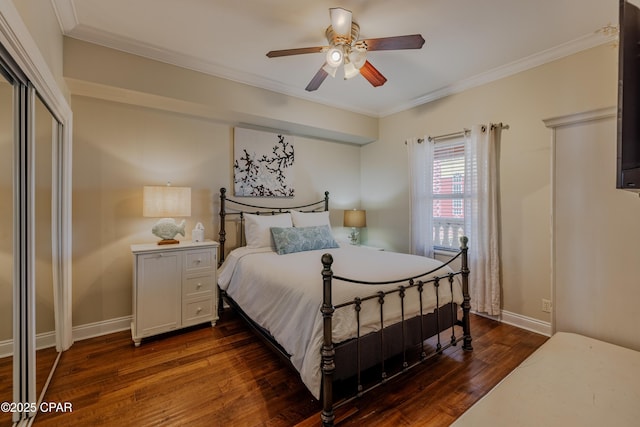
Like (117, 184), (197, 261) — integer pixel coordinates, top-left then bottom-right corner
(452, 332), (640, 426)
(218, 244), (463, 399)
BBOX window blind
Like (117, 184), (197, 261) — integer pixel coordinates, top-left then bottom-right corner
(432, 138), (466, 250)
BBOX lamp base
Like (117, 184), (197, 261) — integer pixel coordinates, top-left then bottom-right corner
(349, 228), (360, 245)
(157, 239), (180, 245)
(151, 218), (186, 244)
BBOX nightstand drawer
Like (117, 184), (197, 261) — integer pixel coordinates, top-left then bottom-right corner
(183, 273), (214, 297)
(183, 298), (213, 324)
(185, 249), (213, 271)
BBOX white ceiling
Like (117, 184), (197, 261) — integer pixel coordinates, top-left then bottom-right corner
(51, 0), (618, 117)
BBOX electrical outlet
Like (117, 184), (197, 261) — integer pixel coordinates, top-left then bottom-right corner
(542, 299), (552, 313)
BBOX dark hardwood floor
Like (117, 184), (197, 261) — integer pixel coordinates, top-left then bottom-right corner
(32, 310), (547, 427)
(0, 346), (59, 427)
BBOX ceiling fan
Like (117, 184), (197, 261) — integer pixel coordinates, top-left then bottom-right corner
(266, 7), (425, 91)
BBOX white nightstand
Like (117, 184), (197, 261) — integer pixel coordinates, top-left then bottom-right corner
(357, 244), (384, 251)
(130, 240), (219, 346)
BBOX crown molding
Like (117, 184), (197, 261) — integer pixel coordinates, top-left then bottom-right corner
(543, 106), (616, 129)
(0, 1), (71, 119)
(66, 24), (381, 117)
(51, 0), (79, 33)
(380, 31), (618, 117)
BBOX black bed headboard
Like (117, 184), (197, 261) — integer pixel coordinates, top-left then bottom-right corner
(217, 187), (329, 266)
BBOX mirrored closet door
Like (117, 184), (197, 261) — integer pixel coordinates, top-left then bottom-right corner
(0, 4), (73, 424)
(34, 94), (59, 409)
(0, 46), (69, 427)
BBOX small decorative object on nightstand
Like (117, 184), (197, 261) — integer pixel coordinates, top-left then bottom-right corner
(344, 209), (366, 245)
(130, 240), (218, 346)
(192, 222), (205, 242)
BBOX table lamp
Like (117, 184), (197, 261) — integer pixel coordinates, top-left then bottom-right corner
(143, 184), (191, 245)
(344, 209), (366, 245)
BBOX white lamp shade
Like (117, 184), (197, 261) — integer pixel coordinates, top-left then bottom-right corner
(349, 48), (367, 69)
(344, 209), (366, 228)
(343, 61), (359, 79)
(143, 186), (191, 217)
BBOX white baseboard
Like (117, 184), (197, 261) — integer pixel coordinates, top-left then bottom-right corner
(71, 315), (132, 342)
(0, 331), (57, 358)
(36, 331), (57, 350)
(500, 310), (552, 337)
(0, 316), (132, 358)
(0, 339), (11, 358)
(1, 310), (549, 358)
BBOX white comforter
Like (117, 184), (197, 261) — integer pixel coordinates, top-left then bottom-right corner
(217, 244), (463, 399)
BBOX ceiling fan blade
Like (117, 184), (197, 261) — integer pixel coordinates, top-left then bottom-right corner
(266, 46), (326, 58)
(305, 66), (330, 91)
(360, 60), (387, 87)
(363, 34), (425, 51)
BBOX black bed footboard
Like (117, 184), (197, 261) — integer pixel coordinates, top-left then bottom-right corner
(320, 237), (471, 427)
(216, 187), (471, 426)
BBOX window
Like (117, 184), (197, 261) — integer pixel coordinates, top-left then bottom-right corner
(432, 138), (466, 250)
(410, 124), (502, 313)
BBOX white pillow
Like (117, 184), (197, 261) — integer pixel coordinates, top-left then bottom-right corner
(244, 213), (293, 248)
(290, 210), (331, 228)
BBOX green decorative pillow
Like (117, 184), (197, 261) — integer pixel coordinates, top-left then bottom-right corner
(270, 225), (339, 255)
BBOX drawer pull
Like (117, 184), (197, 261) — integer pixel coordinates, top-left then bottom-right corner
(196, 283), (202, 289)
(196, 307), (202, 313)
(195, 258), (202, 264)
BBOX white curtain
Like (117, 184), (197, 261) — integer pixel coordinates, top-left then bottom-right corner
(407, 137), (434, 258)
(465, 124), (502, 315)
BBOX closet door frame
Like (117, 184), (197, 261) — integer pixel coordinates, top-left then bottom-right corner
(0, 2), (72, 424)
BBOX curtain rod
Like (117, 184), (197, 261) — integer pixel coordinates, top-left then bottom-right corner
(407, 122), (510, 144)
(426, 128), (469, 143)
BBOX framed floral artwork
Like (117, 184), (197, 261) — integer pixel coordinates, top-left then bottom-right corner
(233, 127), (295, 197)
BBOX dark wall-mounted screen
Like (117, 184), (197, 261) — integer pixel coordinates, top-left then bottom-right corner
(617, 0), (640, 191)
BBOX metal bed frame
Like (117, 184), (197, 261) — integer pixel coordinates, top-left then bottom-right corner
(216, 187), (472, 427)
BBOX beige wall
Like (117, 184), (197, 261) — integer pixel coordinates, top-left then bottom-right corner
(64, 38), (377, 145)
(70, 93), (361, 326)
(362, 44), (618, 323)
(64, 39), (369, 326)
(66, 36), (624, 332)
(553, 114), (640, 351)
(14, 0), (69, 102)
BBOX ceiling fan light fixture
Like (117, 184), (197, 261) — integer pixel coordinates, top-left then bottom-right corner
(329, 7), (352, 36)
(348, 49), (367, 69)
(343, 60), (359, 79)
(266, 7), (424, 91)
(326, 46), (343, 67)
